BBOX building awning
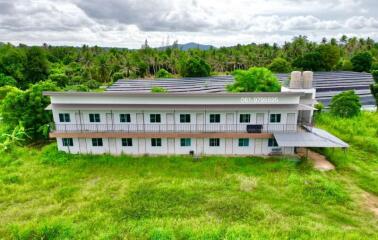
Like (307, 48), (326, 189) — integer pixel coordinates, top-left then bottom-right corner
(45, 104), (52, 110)
(274, 127), (348, 148)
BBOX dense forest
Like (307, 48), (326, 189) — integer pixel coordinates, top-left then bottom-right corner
(0, 35), (378, 91)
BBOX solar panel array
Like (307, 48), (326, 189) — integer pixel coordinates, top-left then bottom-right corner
(106, 71), (375, 106)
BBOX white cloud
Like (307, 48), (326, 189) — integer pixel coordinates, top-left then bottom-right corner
(0, 0), (376, 48)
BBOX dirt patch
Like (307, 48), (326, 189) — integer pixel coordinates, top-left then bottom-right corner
(362, 192), (378, 217)
(297, 148), (335, 171)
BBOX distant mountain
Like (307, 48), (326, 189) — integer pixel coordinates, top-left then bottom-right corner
(158, 42), (215, 51)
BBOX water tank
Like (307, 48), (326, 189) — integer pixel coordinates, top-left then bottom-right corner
(303, 71), (313, 89)
(290, 71), (302, 89)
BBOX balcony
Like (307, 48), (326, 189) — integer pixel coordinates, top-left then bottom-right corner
(52, 123), (304, 134)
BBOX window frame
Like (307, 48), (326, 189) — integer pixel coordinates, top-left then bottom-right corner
(59, 113), (71, 123)
(89, 113), (101, 123)
(269, 113), (281, 123)
(238, 138), (250, 147)
(209, 114), (221, 123)
(268, 138), (278, 147)
(209, 138), (220, 147)
(120, 113), (131, 123)
(122, 138), (133, 147)
(62, 138), (73, 147)
(179, 114), (191, 123)
(239, 114), (251, 123)
(151, 138), (162, 147)
(150, 114), (161, 123)
(180, 138), (191, 147)
(92, 138), (103, 147)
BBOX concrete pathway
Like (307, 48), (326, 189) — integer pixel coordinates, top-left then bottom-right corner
(297, 148), (335, 171)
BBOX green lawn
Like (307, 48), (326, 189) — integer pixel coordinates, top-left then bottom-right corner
(0, 112), (377, 239)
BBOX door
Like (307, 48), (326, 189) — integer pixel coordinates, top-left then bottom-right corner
(225, 139), (233, 154)
(196, 138), (204, 155)
(106, 113), (113, 131)
(196, 113), (204, 132)
(256, 113), (265, 132)
(167, 138), (175, 154)
(226, 113), (234, 132)
(254, 139), (263, 155)
(166, 113), (174, 132)
(136, 113), (144, 132)
(75, 112), (81, 131)
(286, 113), (296, 132)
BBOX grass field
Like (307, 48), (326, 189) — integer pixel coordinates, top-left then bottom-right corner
(0, 112), (377, 239)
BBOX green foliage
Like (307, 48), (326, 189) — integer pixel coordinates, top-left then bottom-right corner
(314, 102), (324, 113)
(370, 84), (378, 108)
(151, 86), (167, 93)
(268, 57), (292, 73)
(111, 71), (124, 82)
(317, 44), (341, 70)
(0, 122), (29, 153)
(340, 59), (353, 71)
(371, 70), (378, 83)
(24, 46), (49, 85)
(0, 73), (16, 87)
(0, 85), (20, 102)
(351, 52), (373, 72)
(180, 57), (211, 77)
(330, 90), (361, 118)
(371, 62), (378, 71)
(293, 52), (324, 71)
(0, 44), (26, 87)
(48, 73), (68, 88)
(40, 143), (71, 165)
(1, 81), (59, 140)
(155, 68), (173, 78)
(227, 67), (281, 92)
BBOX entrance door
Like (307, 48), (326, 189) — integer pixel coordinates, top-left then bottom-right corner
(286, 113), (296, 132)
(166, 113), (174, 132)
(254, 139), (263, 155)
(106, 113), (113, 131)
(196, 138), (204, 155)
(226, 113), (234, 132)
(225, 139), (233, 154)
(196, 113), (204, 132)
(167, 138), (175, 154)
(136, 113), (144, 132)
(75, 112), (81, 131)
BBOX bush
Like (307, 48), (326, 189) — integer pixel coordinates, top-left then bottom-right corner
(329, 90), (361, 118)
(341, 59), (353, 71)
(155, 68), (173, 78)
(48, 73), (68, 87)
(111, 71), (124, 82)
(0, 73), (17, 87)
(180, 57), (211, 77)
(0, 85), (19, 102)
(314, 102), (324, 113)
(268, 57), (292, 73)
(370, 84), (378, 108)
(227, 67), (281, 92)
(40, 143), (71, 165)
(151, 86), (167, 93)
(372, 70), (378, 84)
(351, 52), (372, 72)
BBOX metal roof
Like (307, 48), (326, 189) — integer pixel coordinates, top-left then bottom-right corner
(274, 127), (348, 148)
(106, 71), (374, 106)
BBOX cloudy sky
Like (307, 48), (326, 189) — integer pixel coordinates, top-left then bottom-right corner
(0, 0), (377, 48)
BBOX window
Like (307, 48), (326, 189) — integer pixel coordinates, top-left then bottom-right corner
(151, 138), (162, 147)
(89, 113), (101, 123)
(150, 114), (161, 123)
(270, 113), (281, 123)
(209, 138), (220, 147)
(238, 138), (249, 147)
(62, 138), (73, 147)
(209, 114), (221, 123)
(239, 114), (250, 123)
(180, 114), (191, 123)
(92, 138), (103, 147)
(268, 138), (278, 147)
(59, 113), (70, 123)
(180, 138), (191, 147)
(120, 114), (131, 123)
(122, 138), (133, 147)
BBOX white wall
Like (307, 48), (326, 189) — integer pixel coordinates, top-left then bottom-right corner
(56, 137), (294, 156)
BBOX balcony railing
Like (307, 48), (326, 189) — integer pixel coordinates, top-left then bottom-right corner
(52, 123), (304, 133)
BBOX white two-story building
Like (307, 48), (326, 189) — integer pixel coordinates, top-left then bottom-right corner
(44, 71), (348, 156)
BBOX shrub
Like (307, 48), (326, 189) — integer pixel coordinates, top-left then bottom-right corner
(268, 57), (292, 73)
(0, 85), (19, 102)
(372, 70), (378, 84)
(329, 90), (361, 118)
(155, 68), (173, 78)
(151, 86), (167, 93)
(40, 143), (71, 165)
(341, 59), (353, 71)
(227, 67), (281, 92)
(314, 102), (324, 113)
(180, 57), (211, 77)
(0, 73), (17, 87)
(351, 51), (372, 72)
(48, 73), (68, 88)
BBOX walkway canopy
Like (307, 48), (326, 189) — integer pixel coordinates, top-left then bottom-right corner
(273, 127), (349, 148)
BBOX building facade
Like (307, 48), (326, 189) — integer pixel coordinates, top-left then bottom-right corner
(45, 71), (348, 155)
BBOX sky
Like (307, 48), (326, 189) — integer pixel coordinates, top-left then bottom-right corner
(0, 0), (377, 48)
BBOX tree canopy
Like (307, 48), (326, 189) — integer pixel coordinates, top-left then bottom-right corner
(180, 57), (211, 77)
(351, 52), (373, 72)
(227, 67), (281, 92)
(329, 90), (361, 118)
(268, 57), (292, 73)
